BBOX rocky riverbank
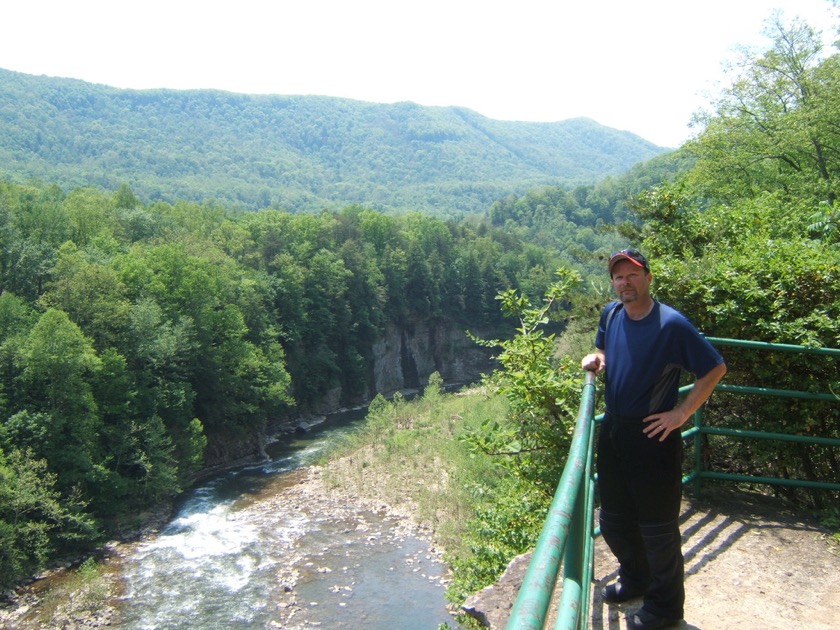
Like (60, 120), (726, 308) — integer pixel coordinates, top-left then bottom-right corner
(0, 457), (451, 629)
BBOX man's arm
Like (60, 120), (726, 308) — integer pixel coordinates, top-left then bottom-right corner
(642, 362), (727, 441)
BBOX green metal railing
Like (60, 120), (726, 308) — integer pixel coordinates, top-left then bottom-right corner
(684, 338), (840, 495)
(506, 371), (598, 630)
(506, 338), (840, 630)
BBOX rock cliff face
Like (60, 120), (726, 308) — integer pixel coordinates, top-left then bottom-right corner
(370, 317), (496, 397)
(302, 317), (497, 417)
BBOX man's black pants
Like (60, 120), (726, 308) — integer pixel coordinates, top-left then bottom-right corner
(597, 413), (685, 619)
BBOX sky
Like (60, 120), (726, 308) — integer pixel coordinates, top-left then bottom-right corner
(2, 1), (838, 148)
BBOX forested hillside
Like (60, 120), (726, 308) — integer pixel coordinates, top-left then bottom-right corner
(0, 68), (667, 216)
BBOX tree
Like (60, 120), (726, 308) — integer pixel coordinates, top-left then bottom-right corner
(631, 15), (840, 508)
(64, 187), (116, 246)
(0, 294), (37, 421)
(2, 238), (58, 301)
(0, 448), (96, 589)
(38, 243), (131, 350)
(91, 348), (183, 508)
(11, 184), (70, 247)
(112, 183), (140, 210)
(688, 15), (840, 206)
(16, 309), (103, 492)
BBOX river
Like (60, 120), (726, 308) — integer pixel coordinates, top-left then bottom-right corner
(108, 409), (460, 629)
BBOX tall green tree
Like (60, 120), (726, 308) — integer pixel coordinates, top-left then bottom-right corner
(629, 14), (840, 507)
(0, 448), (96, 589)
(466, 269), (583, 490)
(64, 187), (116, 246)
(16, 309), (104, 494)
(38, 243), (130, 350)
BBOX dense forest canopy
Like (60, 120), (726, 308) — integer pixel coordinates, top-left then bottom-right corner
(0, 175), (610, 588)
(0, 68), (667, 216)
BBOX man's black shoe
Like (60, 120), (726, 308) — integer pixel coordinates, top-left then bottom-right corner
(601, 581), (645, 603)
(628, 607), (681, 629)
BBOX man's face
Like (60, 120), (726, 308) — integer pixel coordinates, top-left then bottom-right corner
(611, 259), (652, 304)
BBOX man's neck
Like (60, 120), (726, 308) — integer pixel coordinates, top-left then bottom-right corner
(624, 296), (655, 320)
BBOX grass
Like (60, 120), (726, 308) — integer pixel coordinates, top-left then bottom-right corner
(320, 379), (512, 561)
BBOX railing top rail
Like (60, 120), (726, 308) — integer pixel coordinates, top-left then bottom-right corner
(714, 383), (838, 402)
(706, 337), (840, 357)
(505, 371), (597, 630)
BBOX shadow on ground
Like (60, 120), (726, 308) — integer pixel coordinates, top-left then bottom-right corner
(465, 487), (840, 629)
(593, 487), (839, 630)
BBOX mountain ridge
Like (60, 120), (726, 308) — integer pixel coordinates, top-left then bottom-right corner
(0, 67), (669, 214)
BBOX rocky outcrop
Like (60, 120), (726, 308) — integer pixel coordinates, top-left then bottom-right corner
(461, 552), (532, 628)
(224, 317), (498, 462)
(298, 317), (497, 418)
(371, 317), (496, 396)
(201, 430), (268, 471)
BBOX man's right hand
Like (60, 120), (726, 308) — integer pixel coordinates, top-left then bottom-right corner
(581, 351), (605, 375)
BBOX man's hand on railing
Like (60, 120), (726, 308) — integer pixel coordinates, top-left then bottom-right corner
(581, 350), (606, 375)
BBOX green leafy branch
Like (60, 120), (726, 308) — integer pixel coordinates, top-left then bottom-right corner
(465, 268), (583, 486)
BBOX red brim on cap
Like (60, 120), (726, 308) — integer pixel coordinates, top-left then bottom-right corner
(608, 254), (645, 274)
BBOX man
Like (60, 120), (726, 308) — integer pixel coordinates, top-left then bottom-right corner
(581, 249), (727, 630)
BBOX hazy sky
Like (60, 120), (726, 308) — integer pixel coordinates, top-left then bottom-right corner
(2, 1), (837, 147)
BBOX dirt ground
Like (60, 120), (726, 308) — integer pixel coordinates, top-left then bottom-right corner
(590, 487), (840, 630)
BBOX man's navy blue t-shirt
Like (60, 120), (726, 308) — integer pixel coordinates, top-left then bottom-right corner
(595, 301), (724, 417)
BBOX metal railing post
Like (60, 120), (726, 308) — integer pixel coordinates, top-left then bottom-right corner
(692, 406), (704, 498)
